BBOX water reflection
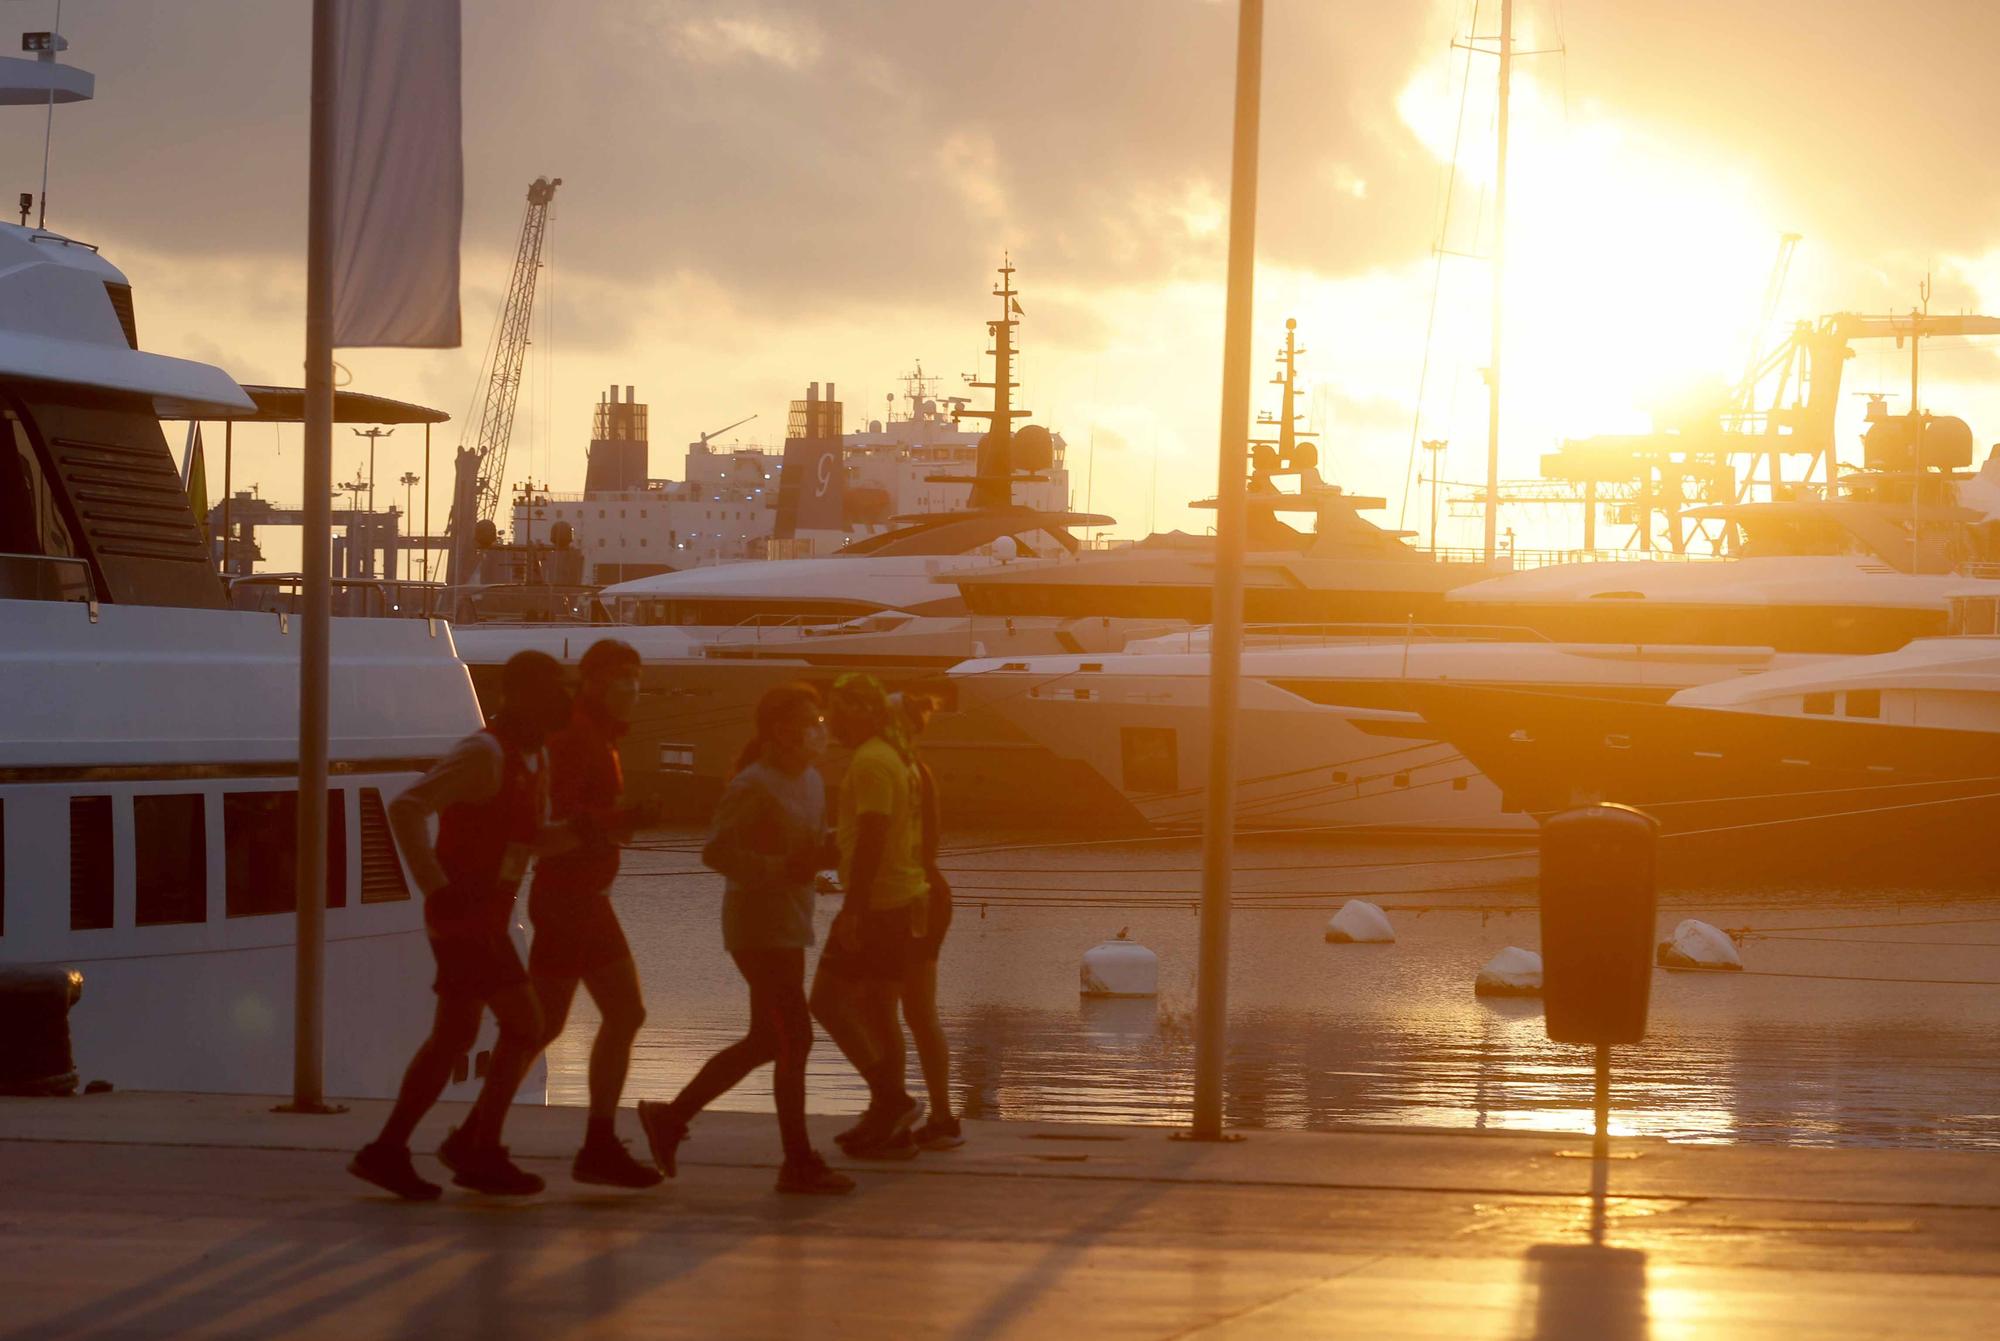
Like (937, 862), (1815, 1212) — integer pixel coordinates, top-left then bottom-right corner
(553, 836), (2000, 1151)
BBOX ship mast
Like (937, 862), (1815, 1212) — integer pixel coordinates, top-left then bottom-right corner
(1484, 0), (1512, 564)
(954, 255), (1031, 509)
(1249, 318), (1315, 470)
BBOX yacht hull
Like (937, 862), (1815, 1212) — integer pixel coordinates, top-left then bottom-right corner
(1404, 683), (2000, 886)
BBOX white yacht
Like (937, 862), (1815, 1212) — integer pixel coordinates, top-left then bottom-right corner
(1404, 587), (2000, 884)
(0, 58), (520, 1098)
(950, 478), (2000, 834)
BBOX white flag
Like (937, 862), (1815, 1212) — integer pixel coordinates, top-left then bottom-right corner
(331, 0), (462, 348)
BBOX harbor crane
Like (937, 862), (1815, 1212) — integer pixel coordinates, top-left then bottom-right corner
(444, 175), (560, 584)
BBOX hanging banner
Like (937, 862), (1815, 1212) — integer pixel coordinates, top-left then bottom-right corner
(330, 0), (462, 348)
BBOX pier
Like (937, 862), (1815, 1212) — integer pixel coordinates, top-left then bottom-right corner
(3, 1092), (1996, 1339)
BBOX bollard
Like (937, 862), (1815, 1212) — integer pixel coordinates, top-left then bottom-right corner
(1538, 804), (1658, 1046)
(0, 965), (85, 1096)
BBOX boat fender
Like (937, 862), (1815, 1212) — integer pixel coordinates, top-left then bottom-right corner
(1325, 899), (1395, 944)
(1080, 929), (1158, 998)
(1474, 947), (1543, 997)
(1656, 919), (1743, 971)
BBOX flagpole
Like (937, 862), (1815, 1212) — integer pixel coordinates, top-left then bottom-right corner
(1187, 0), (1262, 1143)
(283, 0), (338, 1115)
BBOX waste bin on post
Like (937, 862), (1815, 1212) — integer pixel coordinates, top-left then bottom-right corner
(1538, 803), (1658, 1243)
(1539, 803), (1658, 1046)
(0, 965), (85, 1096)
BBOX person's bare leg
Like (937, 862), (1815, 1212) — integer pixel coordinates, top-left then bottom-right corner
(464, 982), (544, 1147)
(580, 955), (646, 1143)
(377, 994), (483, 1149)
(901, 958), (953, 1120)
(810, 959), (881, 1077)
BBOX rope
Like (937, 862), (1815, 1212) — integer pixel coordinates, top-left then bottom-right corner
(1668, 965), (2000, 988)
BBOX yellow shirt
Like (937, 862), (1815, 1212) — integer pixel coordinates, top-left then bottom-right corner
(837, 737), (929, 910)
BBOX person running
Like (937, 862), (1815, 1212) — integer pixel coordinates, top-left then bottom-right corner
(528, 639), (663, 1189)
(349, 650), (578, 1200)
(812, 673), (930, 1157)
(893, 690), (963, 1151)
(637, 683), (854, 1195)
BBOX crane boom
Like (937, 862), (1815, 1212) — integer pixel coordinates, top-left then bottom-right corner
(459, 176), (560, 538)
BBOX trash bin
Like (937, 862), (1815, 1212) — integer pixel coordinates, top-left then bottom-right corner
(1539, 804), (1657, 1046)
(0, 965), (85, 1096)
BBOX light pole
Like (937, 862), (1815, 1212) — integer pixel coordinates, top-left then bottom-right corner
(400, 470), (419, 520)
(352, 425), (395, 514)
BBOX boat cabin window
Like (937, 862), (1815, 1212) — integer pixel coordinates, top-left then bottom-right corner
(1, 798), (6, 937)
(1, 408), (80, 562)
(1732, 514), (1862, 559)
(224, 790), (348, 917)
(1845, 690), (1882, 719)
(135, 794), (207, 926)
(357, 789), (410, 903)
(69, 796), (114, 931)
(1802, 692), (1836, 716)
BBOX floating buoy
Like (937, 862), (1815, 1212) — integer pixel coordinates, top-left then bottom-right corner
(1656, 919), (1743, 971)
(1475, 946), (1543, 997)
(1080, 928), (1158, 998)
(1325, 899), (1395, 944)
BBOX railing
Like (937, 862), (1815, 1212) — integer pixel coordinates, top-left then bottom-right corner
(1119, 620), (1554, 656)
(0, 552), (94, 604)
(1425, 546), (1725, 570)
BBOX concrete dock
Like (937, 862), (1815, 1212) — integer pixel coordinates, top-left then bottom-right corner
(2, 1093), (1996, 1339)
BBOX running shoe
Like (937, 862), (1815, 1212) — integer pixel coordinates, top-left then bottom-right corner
(776, 1151), (857, 1195)
(838, 1094), (924, 1155)
(636, 1100), (689, 1178)
(846, 1128), (920, 1160)
(573, 1136), (666, 1189)
(913, 1115), (965, 1150)
(439, 1129), (544, 1196)
(347, 1142), (443, 1201)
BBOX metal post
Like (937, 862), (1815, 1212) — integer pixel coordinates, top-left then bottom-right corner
(282, 0), (337, 1115)
(1188, 0), (1263, 1143)
(1590, 1042), (1611, 1245)
(221, 420), (232, 574)
(422, 424), (432, 587)
(1483, 0), (1513, 566)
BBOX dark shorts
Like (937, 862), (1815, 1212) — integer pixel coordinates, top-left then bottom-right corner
(819, 902), (922, 983)
(527, 890), (633, 981)
(429, 930), (529, 1000)
(915, 880), (953, 961)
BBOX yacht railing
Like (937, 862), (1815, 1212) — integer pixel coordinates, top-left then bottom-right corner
(0, 552), (93, 604)
(1123, 621), (1554, 655)
(1425, 545), (1723, 569)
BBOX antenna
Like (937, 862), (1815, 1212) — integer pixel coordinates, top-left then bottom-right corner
(33, 3), (67, 229)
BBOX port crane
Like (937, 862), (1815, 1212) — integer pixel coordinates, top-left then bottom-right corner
(444, 175), (560, 584)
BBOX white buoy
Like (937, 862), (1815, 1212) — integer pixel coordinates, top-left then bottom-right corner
(1080, 928), (1158, 998)
(1475, 946), (1543, 997)
(1325, 899), (1395, 944)
(1656, 919), (1744, 971)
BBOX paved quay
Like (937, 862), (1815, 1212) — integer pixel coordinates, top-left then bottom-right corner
(2, 1093), (1996, 1339)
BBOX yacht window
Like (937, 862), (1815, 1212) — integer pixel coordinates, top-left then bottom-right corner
(134, 794), (206, 925)
(0, 799), (5, 937)
(1802, 692), (1836, 715)
(1845, 689), (1882, 719)
(69, 796), (113, 931)
(357, 789), (410, 903)
(1, 409), (80, 561)
(224, 790), (348, 917)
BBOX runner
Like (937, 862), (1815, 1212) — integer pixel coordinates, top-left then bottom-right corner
(637, 682), (854, 1194)
(529, 639), (664, 1189)
(894, 690), (964, 1151)
(348, 650), (578, 1200)
(811, 673), (929, 1157)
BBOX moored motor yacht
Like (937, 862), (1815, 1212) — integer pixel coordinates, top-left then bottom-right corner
(1403, 585), (2000, 885)
(0, 55), (526, 1098)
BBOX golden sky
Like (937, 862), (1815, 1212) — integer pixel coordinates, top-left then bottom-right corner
(14, 0), (2000, 553)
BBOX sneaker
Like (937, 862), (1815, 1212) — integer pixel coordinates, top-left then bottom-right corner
(846, 1128), (920, 1160)
(835, 1093), (923, 1153)
(913, 1115), (965, 1151)
(636, 1101), (688, 1178)
(442, 1137), (544, 1196)
(573, 1136), (665, 1189)
(777, 1151), (856, 1195)
(347, 1142), (442, 1201)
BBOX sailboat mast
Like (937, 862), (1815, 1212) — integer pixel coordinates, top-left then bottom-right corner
(1278, 319), (1298, 458)
(1484, 0), (1512, 565)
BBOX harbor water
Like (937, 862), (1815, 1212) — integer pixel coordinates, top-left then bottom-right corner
(550, 830), (2000, 1151)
